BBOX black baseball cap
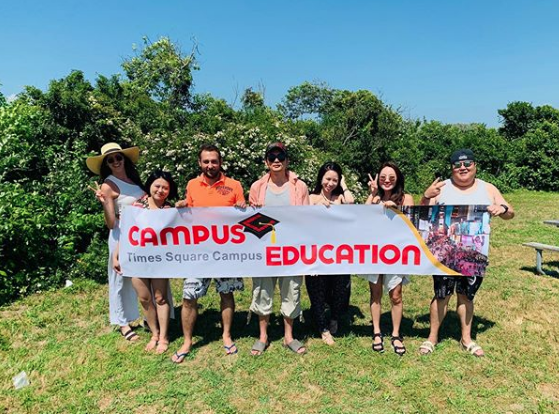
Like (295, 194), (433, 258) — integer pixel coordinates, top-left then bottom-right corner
(450, 149), (475, 164)
(265, 142), (287, 157)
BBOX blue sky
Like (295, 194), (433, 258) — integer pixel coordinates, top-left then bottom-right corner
(1, 0), (558, 126)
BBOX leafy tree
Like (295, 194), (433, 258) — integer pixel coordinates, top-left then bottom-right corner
(279, 81), (334, 119)
(122, 37), (198, 110)
(498, 101), (536, 140)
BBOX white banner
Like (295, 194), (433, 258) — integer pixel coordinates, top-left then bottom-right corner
(118, 205), (491, 278)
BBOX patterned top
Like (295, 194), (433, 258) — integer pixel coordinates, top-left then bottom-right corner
(132, 194), (171, 209)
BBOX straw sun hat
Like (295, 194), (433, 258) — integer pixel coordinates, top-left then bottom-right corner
(86, 142), (140, 175)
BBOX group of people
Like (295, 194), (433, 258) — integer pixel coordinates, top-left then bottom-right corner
(86, 142), (514, 361)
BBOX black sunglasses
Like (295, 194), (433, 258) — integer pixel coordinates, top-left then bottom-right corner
(107, 154), (124, 164)
(266, 152), (287, 162)
(452, 160), (474, 169)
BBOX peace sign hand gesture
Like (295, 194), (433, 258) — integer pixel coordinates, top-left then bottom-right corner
(88, 182), (107, 204)
(367, 173), (379, 196)
(423, 177), (446, 199)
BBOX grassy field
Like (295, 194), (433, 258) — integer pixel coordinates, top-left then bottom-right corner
(1, 191), (558, 414)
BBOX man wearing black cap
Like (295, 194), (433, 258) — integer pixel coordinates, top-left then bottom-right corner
(248, 142), (310, 355)
(419, 148), (514, 357)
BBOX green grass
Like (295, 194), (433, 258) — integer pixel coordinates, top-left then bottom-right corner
(1, 190), (559, 413)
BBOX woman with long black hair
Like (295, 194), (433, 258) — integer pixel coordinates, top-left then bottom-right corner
(87, 142), (145, 341)
(306, 161), (354, 345)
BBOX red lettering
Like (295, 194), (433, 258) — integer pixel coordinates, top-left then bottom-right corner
(336, 244), (354, 264)
(380, 244), (400, 265)
(160, 226), (190, 245)
(354, 244), (368, 263)
(140, 228), (159, 246)
(318, 244), (335, 264)
(230, 224), (246, 244)
(371, 244), (378, 264)
(300, 245), (317, 265)
(211, 225), (229, 245)
(266, 246), (282, 266)
(283, 246), (300, 265)
(402, 245), (420, 265)
(129, 226), (139, 246)
(192, 225), (210, 245)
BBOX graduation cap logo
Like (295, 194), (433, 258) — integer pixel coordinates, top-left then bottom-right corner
(238, 213), (280, 244)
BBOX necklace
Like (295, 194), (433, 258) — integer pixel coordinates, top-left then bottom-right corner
(321, 191), (334, 205)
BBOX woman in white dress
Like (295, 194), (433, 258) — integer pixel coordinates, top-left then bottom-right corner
(87, 143), (145, 341)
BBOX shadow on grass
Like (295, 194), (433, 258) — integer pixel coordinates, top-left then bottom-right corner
(520, 264), (559, 279)
(414, 310), (495, 342)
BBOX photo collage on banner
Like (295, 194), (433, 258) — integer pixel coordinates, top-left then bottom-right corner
(406, 205), (490, 277)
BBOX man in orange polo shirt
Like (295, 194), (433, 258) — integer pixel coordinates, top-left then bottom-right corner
(172, 144), (246, 363)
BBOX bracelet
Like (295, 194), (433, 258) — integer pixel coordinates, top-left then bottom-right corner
(343, 189), (349, 193)
(422, 193), (431, 199)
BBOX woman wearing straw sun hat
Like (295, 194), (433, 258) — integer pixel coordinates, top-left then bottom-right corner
(87, 142), (145, 341)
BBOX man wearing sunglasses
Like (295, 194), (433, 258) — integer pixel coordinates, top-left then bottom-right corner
(419, 149), (514, 357)
(248, 142), (310, 355)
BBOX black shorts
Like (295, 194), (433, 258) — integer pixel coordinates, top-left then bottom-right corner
(432, 275), (483, 301)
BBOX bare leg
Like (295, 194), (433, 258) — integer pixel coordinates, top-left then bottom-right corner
(152, 279), (170, 354)
(389, 284), (403, 343)
(171, 298), (197, 362)
(283, 317), (306, 353)
(132, 277), (158, 350)
(427, 295), (451, 345)
(220, 292), (236, 353)
(456, 293), (484, 356)
(251, 315), (270, 356)
(369, 280), (383, 349)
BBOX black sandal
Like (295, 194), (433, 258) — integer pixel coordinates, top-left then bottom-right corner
(391, 335), (406, 356)
(120, 328), (139, 341)
(372, 332), (384, 353)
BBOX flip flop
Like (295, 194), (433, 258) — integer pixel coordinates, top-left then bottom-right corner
(251, 340), (269, 356)
(283, 339), (307, 354)
(171, 351), (190, 364)
(224, 343), (238, 355)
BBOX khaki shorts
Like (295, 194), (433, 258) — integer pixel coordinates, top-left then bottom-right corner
(249, 276), (302, 319)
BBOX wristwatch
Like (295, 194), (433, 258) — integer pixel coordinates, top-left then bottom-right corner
(500, 204), (509, 215)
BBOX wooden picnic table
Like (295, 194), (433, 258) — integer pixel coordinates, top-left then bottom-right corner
(543, 220), (559, 226)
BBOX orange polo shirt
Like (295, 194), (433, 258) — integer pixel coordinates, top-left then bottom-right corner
(185, 173), (245, 207)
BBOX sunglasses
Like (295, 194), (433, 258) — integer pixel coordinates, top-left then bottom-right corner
(266, 152), (287, 162)
(452, 160), (474, 169)
(107, 154), (124, 164)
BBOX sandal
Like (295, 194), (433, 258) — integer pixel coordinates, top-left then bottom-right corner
(283, 339), (307, 354)
(372, 332), (384, 353)
(419, 340), (435, 355)
(251, 340), (269, 356)
(145, 337), (158, 351)
(391, 335), (406, 356)
(460, 340), (484, 357)
(120, 327), (139, 342)
(156, 340), (169, 354)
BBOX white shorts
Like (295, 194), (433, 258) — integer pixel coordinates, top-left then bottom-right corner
(363, 274), (409, 293)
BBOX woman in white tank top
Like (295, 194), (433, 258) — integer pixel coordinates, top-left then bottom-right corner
(87, 143), (145, 341)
